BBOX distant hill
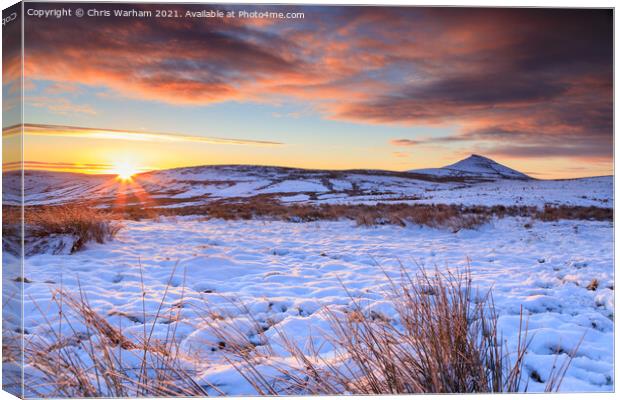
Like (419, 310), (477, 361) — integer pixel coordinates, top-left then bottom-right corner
(411, 154), (531, 180)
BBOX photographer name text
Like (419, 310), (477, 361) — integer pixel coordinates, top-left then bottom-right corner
(26, 7), (305, 20)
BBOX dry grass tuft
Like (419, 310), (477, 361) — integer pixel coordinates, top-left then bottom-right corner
(24, 269), (218, 398)
(212, 268), (578, 394)
(26, 206), (122, 253)
(586, 279), (599, 291)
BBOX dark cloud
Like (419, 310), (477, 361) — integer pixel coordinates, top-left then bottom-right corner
(487, 143), (612, 159)
(410, 75), (567, 105)
(21, 4), (613, 163)
(2, 3), (21, 82)
(337, 8), (612, 163)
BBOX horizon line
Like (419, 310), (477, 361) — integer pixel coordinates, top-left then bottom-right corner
(2, 161), (613, 181)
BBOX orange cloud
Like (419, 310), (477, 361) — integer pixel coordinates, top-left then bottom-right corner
(390, 139), (420, 147)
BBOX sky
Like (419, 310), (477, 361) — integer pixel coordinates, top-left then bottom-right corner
(2, 3), (613, 178)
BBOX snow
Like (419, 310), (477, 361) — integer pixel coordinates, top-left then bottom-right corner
(412, 154), (531, 180)
(8, 216), (613, 395)
(256, 180), (327, 194)
(8, 167), (612, 209)
(412, 176), (613, 208)
(280, 194), (311, 203)
(4, 155), (614, 394)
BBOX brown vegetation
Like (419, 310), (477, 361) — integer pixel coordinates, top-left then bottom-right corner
(25, 206), (122, 253)
(25, 273), (216, 397)
(537, 205), (612, 222)
(587, 279), (600, 291)
(157, 199), (612, 230)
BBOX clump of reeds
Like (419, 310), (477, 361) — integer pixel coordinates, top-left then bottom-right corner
(213, 268), (578, 394)
(24, 268), (218, 398)
(25, 205), (122, 253)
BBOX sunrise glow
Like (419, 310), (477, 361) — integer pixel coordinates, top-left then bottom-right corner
(112, 162), (139, 181)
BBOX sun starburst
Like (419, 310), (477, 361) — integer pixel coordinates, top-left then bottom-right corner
(112, 162), (138, 182)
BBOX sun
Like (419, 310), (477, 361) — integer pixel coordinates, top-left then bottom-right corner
(113, 162), (139, 181)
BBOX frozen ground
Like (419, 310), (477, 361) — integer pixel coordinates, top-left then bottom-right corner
(3, 155), (614, 394)
(10, 216), (614, 394)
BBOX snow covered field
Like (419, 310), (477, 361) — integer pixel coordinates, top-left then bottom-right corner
(2, 155), (614, 394)
(11, 215), (613, 394)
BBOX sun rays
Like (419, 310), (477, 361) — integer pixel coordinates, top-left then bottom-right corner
(112, 161), (139, 182)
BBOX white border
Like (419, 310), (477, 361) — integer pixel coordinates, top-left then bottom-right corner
(0, 1), (616, 400)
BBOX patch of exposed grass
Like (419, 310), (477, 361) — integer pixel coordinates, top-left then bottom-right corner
(25, 206), (122, 253)
(587, 279), (600, 291)
(190, 201), (492, 231)
(162, 200), (612, 228)
(537, 205), (612, 222)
